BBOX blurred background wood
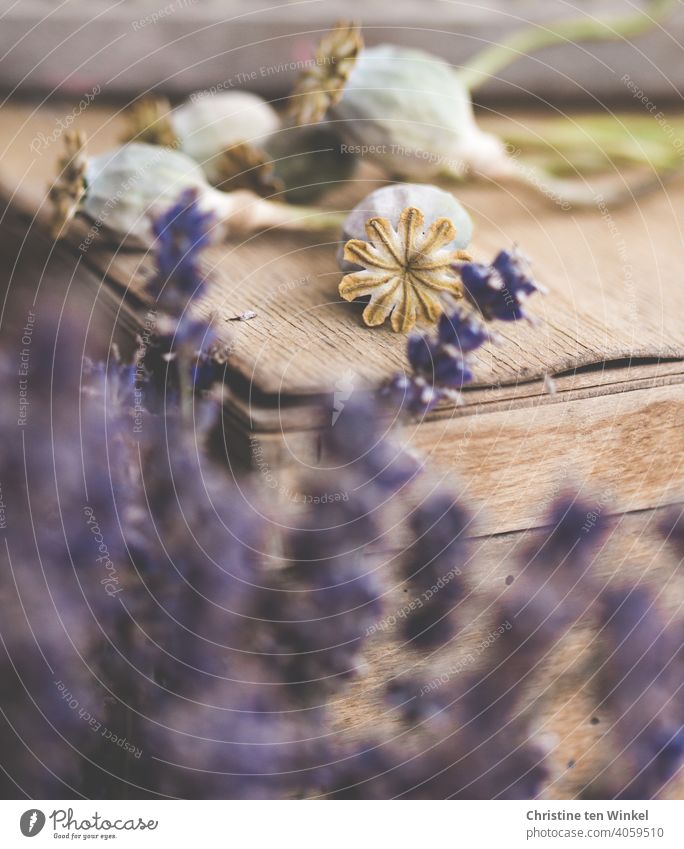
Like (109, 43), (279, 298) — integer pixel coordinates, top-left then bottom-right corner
(1, 1), (683, 104)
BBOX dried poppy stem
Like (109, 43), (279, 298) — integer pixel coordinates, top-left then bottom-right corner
(458, 0), (677, 93)
(501, 158), (684, 210)
(210, 187), (346, 235)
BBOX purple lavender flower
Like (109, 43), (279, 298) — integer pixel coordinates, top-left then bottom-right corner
(436, 309), (493, 352)
(379, 373), (450, 417)
(459, 248), (545, 322)
(148, 188), (215, 314)
(324, 394), (421, 492)
(384, 309), (492, 417)
(402, 493), (470, 648)
(596, 588), (684, 799)
(407, 309), (492, 389)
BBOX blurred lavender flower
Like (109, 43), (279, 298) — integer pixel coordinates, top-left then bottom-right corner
(459, 247), (545, 323)
(82, 354), (137, 409)
(392, 495), (609, 800)
(594, 588), (684, 799)
(324, 394), (421, 492)
(137, 188), (232, 410)
(402, 493), (470, 648)
(255, 490), (384, 699)
(148, 188), (215, 314)
(134, 313), (224, 410)
(660, 505), (684, 557)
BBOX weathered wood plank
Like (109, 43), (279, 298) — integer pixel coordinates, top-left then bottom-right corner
(3, 102), (684, 799)
(2, 101), (683, 404)
(331, 507), (684, 799)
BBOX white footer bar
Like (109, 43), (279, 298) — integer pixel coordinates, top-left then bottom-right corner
(0, 800), (681, 848)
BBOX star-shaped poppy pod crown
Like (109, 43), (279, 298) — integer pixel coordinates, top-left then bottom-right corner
(339, 206), (471, 332)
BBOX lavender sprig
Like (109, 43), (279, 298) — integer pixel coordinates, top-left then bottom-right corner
(148, 188), (215, 314)
(384, 246), (544, 416)
(459, 248), (546, 323)
(401, 493), (470, 648)
(594, 588), (684, 799)
(138, 192), (229, 412)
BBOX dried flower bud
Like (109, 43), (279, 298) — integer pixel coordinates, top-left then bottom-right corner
(288, 20), (363, 126)
(48, 130), (88, 238)
(70, 143), (342, 246)
(330, 45), (509, 180)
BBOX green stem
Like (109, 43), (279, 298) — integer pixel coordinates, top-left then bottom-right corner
(210, 187), (346, 235)
(258, 201), (347, 232)
(506, 156), (684, 209)
(503, 126), (677, 171)
(458, 0), (677, 91)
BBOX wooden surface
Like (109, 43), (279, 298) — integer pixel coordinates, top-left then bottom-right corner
(333, 507), (684, 800)
(2, 99), (684, 535)
(2, 101), (684, 798)
(2, 100), (684, 401)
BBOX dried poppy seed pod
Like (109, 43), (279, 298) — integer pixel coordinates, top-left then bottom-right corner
(263, 125), (357, 203)
(62, 142), (343, 246)
(124, 92), (280, 183)
(83, 144), (210, 242)
(339, 206), (471, 333)
(171, 91), (280, 180)
(338, 183), (472, 272)
(329, 45), (510, 181)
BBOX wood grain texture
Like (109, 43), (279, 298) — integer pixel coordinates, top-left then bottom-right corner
(330, 507), (684, 800)
(2, 100), (683, 535)
(3, 101), (684, 799)
(2, 101), (683, 403)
